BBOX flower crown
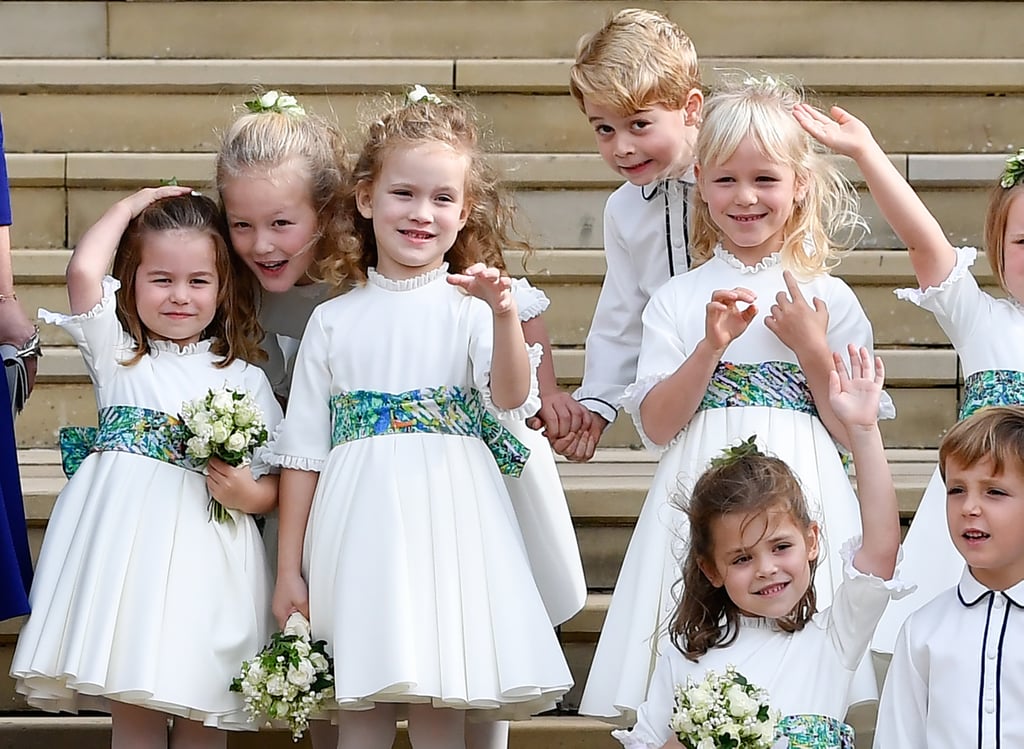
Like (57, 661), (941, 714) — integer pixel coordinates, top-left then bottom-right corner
(244, 90), (306, 117)
(709, 435), (764, 469)
(407, 84), (443, 106)
(1001, 148), (1024, 189)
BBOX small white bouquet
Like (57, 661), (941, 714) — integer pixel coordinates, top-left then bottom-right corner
(181, 386), (269, 522)
(670, 665), (779, 749)
(230, 612), (335, 741)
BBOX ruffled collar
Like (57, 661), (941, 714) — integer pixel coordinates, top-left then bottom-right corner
(737, 614), (783, 631)
(368, 263), (448, 291)
(713, 244), (782, 274)
(148, 338), (214, 356)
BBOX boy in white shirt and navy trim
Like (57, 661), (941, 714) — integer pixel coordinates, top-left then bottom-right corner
(559, 8), (703, 462)
(875, 405), (1024, 749)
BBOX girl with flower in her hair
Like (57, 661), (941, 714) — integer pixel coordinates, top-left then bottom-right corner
(9, 187), (283, 748)
(269, 90), (572, 749)
(582, 73), (892, 724)
(616, 347), (910, 749)
(796, 105), (1024, 654)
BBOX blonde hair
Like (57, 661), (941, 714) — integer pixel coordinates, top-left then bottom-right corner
(939, 406), (1024, 482)
(569, 8), (701, 115)
(322, 91), (528, 286)
(983, 182), (1024, 295)
(113, 193), (264, 368)
(691, 74), (866, 277)
(215, 95), (348, 276)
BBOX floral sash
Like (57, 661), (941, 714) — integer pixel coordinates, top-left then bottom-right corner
(59, 405), (199, 479)
(776, 714), (855, 749)
(330, 386), (531, 477)
(699, 361), (817, 416)
(959, 369), (1024, 420)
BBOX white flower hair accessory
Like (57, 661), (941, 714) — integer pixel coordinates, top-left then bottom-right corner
(1000, 148), (1024, 189)
(743, 73), (783, 91)
(244, 90), (306, 117)
(407, 84), (443, 106)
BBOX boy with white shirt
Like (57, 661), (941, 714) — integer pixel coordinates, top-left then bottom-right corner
(560, 8), (703, 462)
(875, 405), (1024, 749)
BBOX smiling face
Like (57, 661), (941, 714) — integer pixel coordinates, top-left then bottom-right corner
(697, 135), (807, 265)
(220, 161), (320, 293)
(355, 142), (470, 280)
(700, 506), (819, 619)
(583, 99), (698, 186)
(945, 455), (1024, 591)
(133, 228), (220, 347)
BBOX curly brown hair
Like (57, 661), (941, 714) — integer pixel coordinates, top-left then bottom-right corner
(112, 193), (265, 368)
(321, 91), (529, 287)
(670, 450), (818, 661)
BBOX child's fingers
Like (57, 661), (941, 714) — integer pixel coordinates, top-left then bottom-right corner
(873, 354), (885, 386)
(828, 368), (841, 400)
(833, 350), (851, 384)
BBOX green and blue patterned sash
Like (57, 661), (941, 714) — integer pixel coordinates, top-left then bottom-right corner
(699, 361), (817, 415)
(59, 405), (199, 479)
(959, 369), (1024, 420)
(330, 386), (530, 477)
(776, 714), (854, 749)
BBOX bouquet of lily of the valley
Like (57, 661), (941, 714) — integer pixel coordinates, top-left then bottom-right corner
(181, 386), (269, 522)
(230, 612), (335, 742)
(670, 665), (779, 749)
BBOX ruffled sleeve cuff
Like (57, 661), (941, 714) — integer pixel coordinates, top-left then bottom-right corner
(839, 537), (916, 598)
(620, 372), (679, 454)
(611, 727), (662, 749)
(248, 445), (280, 480)
(38, 275), (121, 326)
(510, 277), (550, 322)
(878, 390), (896, 421)
(894, 246), (978, 306)
(264, 424), (327, 472)
(482, 342), (543, 420)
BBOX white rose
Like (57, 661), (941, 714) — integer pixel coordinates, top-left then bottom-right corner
(293, 639), (311, 657)
(233, 405), (256, 428)
(287, 659), (317, 689)
(726, 685), (758, 718)
(210, 390), (235, 413)
(187, 436), (211, 459)
(225, 432), (247, 453)
(309, 652), (329, 672)
(284, 612), (312, 639)
(266, 674), (287, 697)
(696, 739), (716, 749)
(273, 699), (291, 718)
(211, 420), (230, 444)
(246, 661), (265, 682)
(259, 90), (281, 109)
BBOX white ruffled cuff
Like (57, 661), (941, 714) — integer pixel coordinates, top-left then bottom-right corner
(621, 372), (679, 453)
(510, 277), (550, 322)
(482, 342), (543, 420)
(878, 390), (896, 421)
(249, 445), (280, 480)
(839, 537), (916, 597)
(894, 246), (978, 306)
(38, 275), (121, 326)
(264, 453), (325, 472)
(611, 727), (662, 749)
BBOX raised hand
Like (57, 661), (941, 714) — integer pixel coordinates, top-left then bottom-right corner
(828, 344), (884, 432)
(764, 270), (829, 358)
(793, 103), (875, 160)
(447, 263), (516, 316)
(117, 185), (195, 220)
(705, 287), (757, 352)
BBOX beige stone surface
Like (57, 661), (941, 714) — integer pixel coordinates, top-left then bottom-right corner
(8, 189), (65, 250)
(0, 3), (106, 59)
(4, 155), (64, 187)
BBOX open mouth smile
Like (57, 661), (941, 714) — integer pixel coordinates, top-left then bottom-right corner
(754, 582), (789, 597)
(400, 229), (436, 240)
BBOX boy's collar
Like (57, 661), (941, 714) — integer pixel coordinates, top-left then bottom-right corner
(958, 566), (1024, 607)
(640, 169), (695, 201)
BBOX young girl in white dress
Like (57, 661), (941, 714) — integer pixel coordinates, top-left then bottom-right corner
(217, 88), (584, 749)
(615, 347), (910, 749)
(10, 187), (283, 748)
(580, 74), (893, 723)
(269, 92), (573, 749)
(795, 104), (1024, 653)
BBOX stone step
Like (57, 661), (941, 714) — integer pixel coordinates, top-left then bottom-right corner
(1, 1), (1017, 60)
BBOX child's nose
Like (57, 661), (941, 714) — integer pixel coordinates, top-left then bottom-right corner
(408, 199), (432, 222)
(612, 133), (635, 157)
(735, 184), (757, 205)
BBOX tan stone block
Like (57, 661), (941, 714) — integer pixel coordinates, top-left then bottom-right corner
(0, 3), (106, 59)
(882, 388), (958, 449)
(5, 155), (64, 188)
(11, 250), (71, 284)
(16, 384), (97, 449)
(8, 188), (65, 250)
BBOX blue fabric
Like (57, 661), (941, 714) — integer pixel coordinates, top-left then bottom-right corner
(0, 114), (10, 226)
(0, 372), (31, 620)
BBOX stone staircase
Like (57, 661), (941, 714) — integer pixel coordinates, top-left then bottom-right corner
(3, 0), (1022, 746)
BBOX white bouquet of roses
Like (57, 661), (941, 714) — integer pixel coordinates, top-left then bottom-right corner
(231, 612), (335, 741)
(181, 386), (268, 523)
(670, 665), (779, 749)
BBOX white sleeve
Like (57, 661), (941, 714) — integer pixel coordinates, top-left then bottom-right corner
(573, 200), (649, 423)
(245, 366), (286, 479)
(269, 308), (334, 471)
(510, 277), (550, 322)
(467, 297), (542, 420)
(873, 618), (929, 749)
(618, 282), (689, 452)
(611, 650), (678, 749)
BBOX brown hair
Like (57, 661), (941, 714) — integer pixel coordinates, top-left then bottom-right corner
(569, 8), (701, 115)
(215, 95), (349, 282)
(112, 193), (264, 368)
(670, 451), (818, 661)
(322, 91), (528, 286)
(983, 182), (1024, 295)
(691, 73), (865, 277)
(940, 406), (1024, 482)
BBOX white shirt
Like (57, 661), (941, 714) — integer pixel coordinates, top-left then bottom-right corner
(574, 178), (692, 423)
(875, 568), (1024, 749)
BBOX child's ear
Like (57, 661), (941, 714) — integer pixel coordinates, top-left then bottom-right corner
(683, 87), (704, 127)
(698, 558), (724, 588)
(457, 199), (471, 231)
(355, 182), (373, 219)
(694, 164), (707, 203)
(805, 522), (820, 562)
(794, 175), (809, 206)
